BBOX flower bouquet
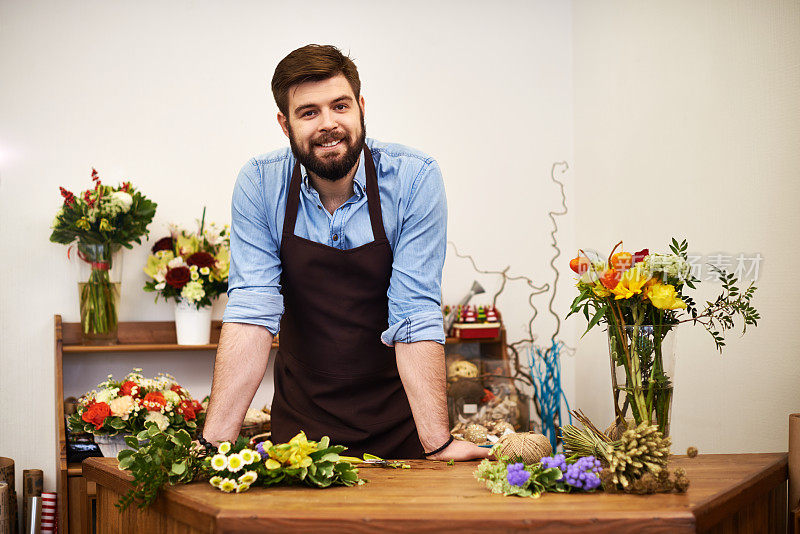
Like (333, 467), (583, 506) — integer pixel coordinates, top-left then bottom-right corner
(116, 429), (363, 510)
(143, 209), (229, 343)
(568, 238), (759, 435)
(50, 169), (157, 343)
(68, 369), (204, 457)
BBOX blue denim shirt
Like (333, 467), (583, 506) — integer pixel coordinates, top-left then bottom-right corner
(222, 138), (447, 346)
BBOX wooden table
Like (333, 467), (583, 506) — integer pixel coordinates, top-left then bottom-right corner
(83, 453), (788, 533)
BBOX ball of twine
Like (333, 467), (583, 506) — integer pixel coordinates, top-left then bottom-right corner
(493, 432), (552, 464)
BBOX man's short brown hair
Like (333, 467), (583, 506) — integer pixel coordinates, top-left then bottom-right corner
(271, 44), (361, 117)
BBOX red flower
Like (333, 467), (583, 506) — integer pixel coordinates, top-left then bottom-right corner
(151, 237), (174, 254)
(186, 252), (216, 269)
(165, 266), (191, 289)
(121, 181), (131, 192)
(177, 400), (196, 420)
(59, 187), (75, 206)
(82, 402), (111, 430)
(118, 380), (140, 398)
(632, 249), (649, 264)
(91, 168), (100, 181)
(191, 399), (204, 414)
(170, 383), (185, 395)
(142, 392), (167, 412)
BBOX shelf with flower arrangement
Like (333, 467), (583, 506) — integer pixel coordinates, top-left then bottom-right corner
(50, 168), (157, 344)
(567, 238), (760, 437)
(143, 208), (230, 345)
(68, 369), (205, 457)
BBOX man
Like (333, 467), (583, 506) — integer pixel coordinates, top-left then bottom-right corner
(201, 44), (487, 461)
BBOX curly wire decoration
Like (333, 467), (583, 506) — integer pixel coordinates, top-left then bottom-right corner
(447, 161), (575, 440)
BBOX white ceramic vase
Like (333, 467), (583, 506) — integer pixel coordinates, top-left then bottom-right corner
(93, 434), (130, 458)
(174, 299), (212, 345)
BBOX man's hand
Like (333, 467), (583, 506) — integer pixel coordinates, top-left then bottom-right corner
(426, 439), (490, 462)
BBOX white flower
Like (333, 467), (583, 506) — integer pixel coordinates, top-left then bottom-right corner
(155, 282), (166, 290)
(209, 476), (223, 488)
(190, 270), (199, 281)
(167, 257), (186, 269)
(94, 388), (118, 405)
(180, 281), (205, 302)
(109, 191), (133, 212)
(218, 442), (231, 454)
(226, 453), (244, 473)
(240, 449), (255, 465)
(219, 478), (236, 493)
(199, 267), (210, 276)
(108, 395), (135, 419)
(163, 390), (180, 405)
(210, 454), (228, 471)
(144, 411), (169, 431)
(235, 482), (250, 493)
(238, 470), (257, 484)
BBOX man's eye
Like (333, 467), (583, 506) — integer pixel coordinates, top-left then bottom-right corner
(302, 110), (316, 118)
(334, 104), (347, 111)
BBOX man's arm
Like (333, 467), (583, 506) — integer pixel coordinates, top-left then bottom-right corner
(201, 323), (273, 444)
(395, 342), (488, 461)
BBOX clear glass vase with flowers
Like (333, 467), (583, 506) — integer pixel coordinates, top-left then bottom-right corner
(50, 168), (157, 344)
(567, 239), (760, 436)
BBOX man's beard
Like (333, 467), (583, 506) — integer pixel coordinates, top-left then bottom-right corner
(288, 112), (366, 182)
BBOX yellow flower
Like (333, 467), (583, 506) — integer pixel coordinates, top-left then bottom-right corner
(209, 476), (223, 488)
(645, 283), (687, 310)
(591, 283), (612, 298)
(227, 453), (244, 472)
(144, 251), (175, 279)
(235, 482), (250, 493)
(610, 265), (651, 300)
(176, 234), (199, 256)
(99, 218), (113, 232)
(238, 471), (258, 484)
(212, 247), (230, 281)
(76, 218), (91, 231)
(265, 458), (281, 470)
(218, 442), (231, 454)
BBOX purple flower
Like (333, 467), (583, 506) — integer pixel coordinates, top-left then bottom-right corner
(563, 456), (602, 491)
(506, 463), (531, 487)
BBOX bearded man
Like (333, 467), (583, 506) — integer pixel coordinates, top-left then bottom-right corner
(200, 44), (487, 462)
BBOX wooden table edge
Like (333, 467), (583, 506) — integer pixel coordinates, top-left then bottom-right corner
(82, 458), (224, 533)
(691, 452), (788, 531)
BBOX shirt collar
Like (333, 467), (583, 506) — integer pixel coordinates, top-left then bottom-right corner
(300, 150), (367, 198)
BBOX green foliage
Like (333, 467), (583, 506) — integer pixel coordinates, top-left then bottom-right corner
(50, 185), (157, 248)
(699, 265), (761, 352)
(116, 425), (202, 511)
(474, 459), (569, 498)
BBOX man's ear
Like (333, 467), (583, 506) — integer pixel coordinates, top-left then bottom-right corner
(277, 113), (290, 138)
(359, 95), (365, 116)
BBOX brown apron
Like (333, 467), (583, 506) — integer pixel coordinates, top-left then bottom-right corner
(271, 145), (424, 460)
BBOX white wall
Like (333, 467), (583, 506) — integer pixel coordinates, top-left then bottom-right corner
(572, 0), (800, 452)
(0, 1), (574, 493)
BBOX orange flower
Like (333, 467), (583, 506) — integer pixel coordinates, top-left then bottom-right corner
(82, 402), (111, 430)
(600, 269), (621, 290)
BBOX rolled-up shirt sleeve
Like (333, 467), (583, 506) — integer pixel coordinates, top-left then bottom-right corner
(381, 160), (447, 346)
(222, 160), (284, 334)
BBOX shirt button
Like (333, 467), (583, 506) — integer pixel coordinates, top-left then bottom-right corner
(332, 234), (338, 241)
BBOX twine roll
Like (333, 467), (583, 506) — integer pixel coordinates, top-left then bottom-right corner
(493, 432), (553, 464)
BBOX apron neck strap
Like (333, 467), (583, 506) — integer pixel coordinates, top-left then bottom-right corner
(283, 145), (387, 243)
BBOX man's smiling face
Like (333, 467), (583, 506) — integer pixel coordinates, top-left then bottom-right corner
(279, 74), (366, 182)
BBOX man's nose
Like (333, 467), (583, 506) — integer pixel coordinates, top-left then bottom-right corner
(318, 109), (338, 131)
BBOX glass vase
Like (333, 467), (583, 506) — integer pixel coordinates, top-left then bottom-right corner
(77, 242), (122, 345)
(607, 324), (676, 436)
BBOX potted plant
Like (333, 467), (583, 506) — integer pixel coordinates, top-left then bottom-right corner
(68, 369), (205, 457)
(143, 208), (230, 344)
